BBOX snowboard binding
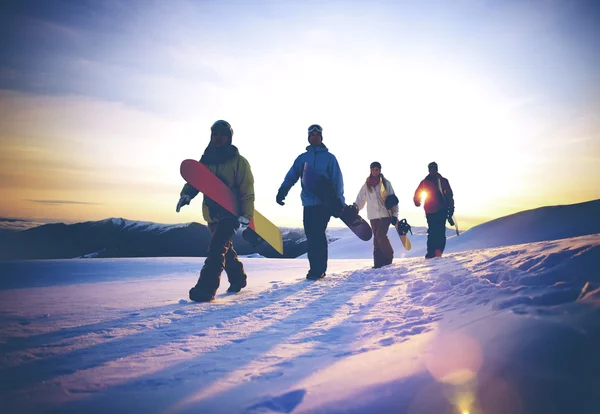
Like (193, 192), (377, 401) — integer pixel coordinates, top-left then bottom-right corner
(397, 218), (412, 236)
(242, 228), (265, 247)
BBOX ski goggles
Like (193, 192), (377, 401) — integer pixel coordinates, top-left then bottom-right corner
(308, 124), (323, 133)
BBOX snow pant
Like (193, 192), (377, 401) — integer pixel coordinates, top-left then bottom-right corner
(370, 217), (394, 267)
(426, 209), (447, 257)
(194, 217), (247, 293)
(303, 204), (332, 276)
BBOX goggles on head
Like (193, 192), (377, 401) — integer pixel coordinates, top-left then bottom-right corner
(308, 124), (323, 134)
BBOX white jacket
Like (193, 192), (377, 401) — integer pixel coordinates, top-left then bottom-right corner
(354, 177), (399, 220)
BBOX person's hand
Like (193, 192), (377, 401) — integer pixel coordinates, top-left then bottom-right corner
(176, 195), (191, 212)
(276, 189), (286, 206)
(414, 200), (421, 207)
(350, 203), (359, 215)
(447, 207), (455, 218)
(236, 216), (250, 235)
(390, 216), (398, 226)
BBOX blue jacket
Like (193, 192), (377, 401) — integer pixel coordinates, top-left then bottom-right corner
(279, 144), (345, 206)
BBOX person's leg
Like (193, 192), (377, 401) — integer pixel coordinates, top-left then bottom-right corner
(224, 242), (247, 292)
(190, 217), (237, 302)
(425, 213), (435, 258)
(303, 205), (331, 278)
(370, 218), (382, 268)
(432, 210), (447, 256)
(377, 217), (394, 265)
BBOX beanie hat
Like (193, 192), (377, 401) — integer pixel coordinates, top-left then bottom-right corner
(370, 161), (382, 169)
(211, 120), (233, 144)
(428, 161), (438, 170)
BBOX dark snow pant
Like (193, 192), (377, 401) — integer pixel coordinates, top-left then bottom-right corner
(194, 217), (247, 294)
(426, 209), (447, 257)
(370, 217), (394, 268)
(303, 204), (331, 277)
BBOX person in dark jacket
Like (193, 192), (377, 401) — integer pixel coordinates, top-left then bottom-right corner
(276, 124), (345, 280)
(176, 120), (255, 302)
(413, 161), (454, 259)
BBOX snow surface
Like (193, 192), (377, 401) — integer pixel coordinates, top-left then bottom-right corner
(1, 231), (599, 413)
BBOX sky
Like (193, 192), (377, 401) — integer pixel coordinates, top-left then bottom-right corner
(1, 0), (599, 230)
(1, 213), (599, 412)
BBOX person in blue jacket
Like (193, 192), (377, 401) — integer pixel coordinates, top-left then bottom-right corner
(276, 124), (345, 280)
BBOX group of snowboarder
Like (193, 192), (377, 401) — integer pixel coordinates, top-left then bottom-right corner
(177, 120), (455, 302)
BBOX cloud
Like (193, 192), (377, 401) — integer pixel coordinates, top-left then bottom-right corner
(27, 200), (103, 206)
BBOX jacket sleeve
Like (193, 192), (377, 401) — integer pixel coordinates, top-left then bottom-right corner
(413, 180), (424, 205)
(278, 154), (303, 197)
(387, 181), (399, 217)
(237, 156), (255, 220)
(354, 183), (367, 210)
(180, 183), (200, 199)
(329, 154), (345, 204)
(443, 178), (454, 210)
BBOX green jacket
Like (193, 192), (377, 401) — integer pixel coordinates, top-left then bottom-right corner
(180, 144), (254, 224)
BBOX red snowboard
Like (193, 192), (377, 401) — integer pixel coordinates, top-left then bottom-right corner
(180, 159), (283, 255)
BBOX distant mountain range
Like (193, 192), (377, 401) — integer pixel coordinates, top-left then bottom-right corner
(0, 218), (313, 260)
(1, 199), (598, 260)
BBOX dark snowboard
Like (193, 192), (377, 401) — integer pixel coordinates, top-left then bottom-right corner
(302, 163), (372, 241)
(385, 194), (412, 250)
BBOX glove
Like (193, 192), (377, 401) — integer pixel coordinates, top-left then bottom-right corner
(390, 216), (398, 226)
(276, 189), (286, 206)
(447, 207), (455, 218)
(350, 203), (359, 215)
(236, 216), (250, 235)
(176, 194), (191, 212)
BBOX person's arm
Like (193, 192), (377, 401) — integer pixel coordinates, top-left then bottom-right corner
(413, 180), (424, 206)
(443, 178), (454, 215)
(387, 181), (399, 216)
(329, 155), (345, 204)
(180, 183), (199, 199)
(277, 154), (303, 200)
(237, 156), (255, 220)
(354, 183), (367, 211)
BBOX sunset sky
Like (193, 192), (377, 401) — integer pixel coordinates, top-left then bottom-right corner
(1, 0), (599, 230)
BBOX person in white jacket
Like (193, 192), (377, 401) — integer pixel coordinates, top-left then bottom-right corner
(353, 162), (399, 268)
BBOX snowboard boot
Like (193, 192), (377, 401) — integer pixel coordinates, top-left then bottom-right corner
(189, 285), (216, 302)
(306, 271), (326, 280)
(226, 280), (247, 293)
(425, 252), (435, 259)
(435, 249), (443, 258)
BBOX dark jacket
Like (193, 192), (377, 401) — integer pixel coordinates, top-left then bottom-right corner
(413, 172), (454, 214)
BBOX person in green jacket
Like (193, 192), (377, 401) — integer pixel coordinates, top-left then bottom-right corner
(176, 120), (255, 302)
